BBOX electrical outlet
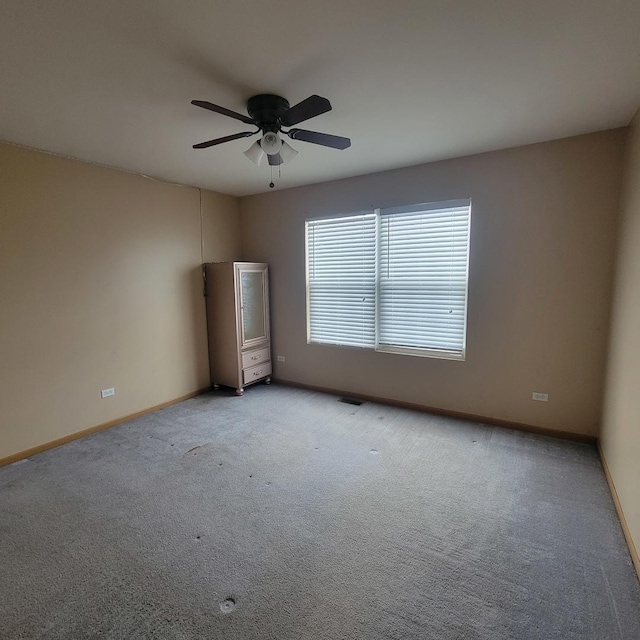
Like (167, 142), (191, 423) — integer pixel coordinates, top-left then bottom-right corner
(532, 392), (548, 402)
(277, 356), (285, 362)
(101, 387), (115, 398)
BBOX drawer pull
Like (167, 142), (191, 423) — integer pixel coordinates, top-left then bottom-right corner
(251, 354), (261, 361)
(253, 369), (263, 376)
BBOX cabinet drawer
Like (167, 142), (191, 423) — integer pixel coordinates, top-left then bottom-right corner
(242, 347), (270, 368)
(243, 361), (272, 385)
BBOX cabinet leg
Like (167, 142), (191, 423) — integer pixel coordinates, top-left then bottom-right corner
(264, 377), (271, 385)
(213, 383), (220, 390)
(235, 387), (244, 396)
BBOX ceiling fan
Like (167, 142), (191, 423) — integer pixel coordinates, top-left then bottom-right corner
(191, 94), (351, 168)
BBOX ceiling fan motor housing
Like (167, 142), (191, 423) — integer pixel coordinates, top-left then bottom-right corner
(247, 94), (290, 132)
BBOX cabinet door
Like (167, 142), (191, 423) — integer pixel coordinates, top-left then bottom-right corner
(236, 264), (269, 349)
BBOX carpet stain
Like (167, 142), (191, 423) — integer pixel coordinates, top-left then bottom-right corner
(339, 397), (363, 406)
(219, 598), (236, 614)
(184, 444), (211, 456)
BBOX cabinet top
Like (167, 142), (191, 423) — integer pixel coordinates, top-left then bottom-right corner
(205, 262), (268, 268)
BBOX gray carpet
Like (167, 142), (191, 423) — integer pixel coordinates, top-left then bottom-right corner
(1, 384), (639, 640)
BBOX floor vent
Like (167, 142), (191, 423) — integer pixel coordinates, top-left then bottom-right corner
(339, 397), (363, 406)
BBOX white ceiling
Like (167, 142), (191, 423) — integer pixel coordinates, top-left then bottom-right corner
(1, 1), (640, 196)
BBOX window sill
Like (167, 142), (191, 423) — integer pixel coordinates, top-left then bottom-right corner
(307, 340), (465, 361)
(375, 344), (465, 361)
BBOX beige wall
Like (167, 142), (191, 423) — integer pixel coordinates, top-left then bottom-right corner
(201, 189), (240, 262)
(601, 111), (640, 562)
(240, 130), (626, 436)
(0, 143), (240, 459)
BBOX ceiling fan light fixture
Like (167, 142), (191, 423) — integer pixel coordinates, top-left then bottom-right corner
(244, 140), (264, 165)
(279, 140), (298, 164)
(260, 131), (282, 156)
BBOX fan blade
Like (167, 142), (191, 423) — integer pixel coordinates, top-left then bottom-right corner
(267, 153), (283, 166)
(287, 128), (351, 150)
(191, 100), (255, 125)
(193, 131), (256, 149)
(280, 95), (332, 127)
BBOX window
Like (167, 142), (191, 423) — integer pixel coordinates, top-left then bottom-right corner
(306, 200), (471, 360)
(306, 212), (376, 348)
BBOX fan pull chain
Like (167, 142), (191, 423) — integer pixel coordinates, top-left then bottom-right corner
(269, 164), (274, 189)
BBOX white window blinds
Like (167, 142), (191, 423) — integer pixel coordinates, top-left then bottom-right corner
(306, 200), (471, 359)
(377, 201), (471, 358)
(306, 213), (376, 348)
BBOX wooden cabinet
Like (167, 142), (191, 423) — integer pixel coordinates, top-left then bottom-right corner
(204, 262), (271, 395)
